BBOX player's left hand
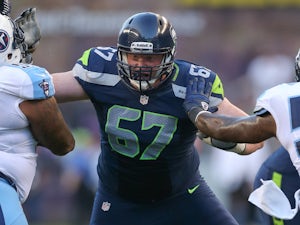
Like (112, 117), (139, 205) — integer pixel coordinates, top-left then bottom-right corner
(15, 7), (41, 54)
(183, 75), (212, 123)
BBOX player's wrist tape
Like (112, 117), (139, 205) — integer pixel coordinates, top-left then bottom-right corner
(188, 107), (211, 123)
(232, 143), (246, 154)
(201, 136), (246, 154)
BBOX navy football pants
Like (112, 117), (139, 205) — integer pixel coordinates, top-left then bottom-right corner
(89, 174), (238, 225)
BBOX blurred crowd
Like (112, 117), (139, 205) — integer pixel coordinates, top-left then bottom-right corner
(9, 1), (300, 225)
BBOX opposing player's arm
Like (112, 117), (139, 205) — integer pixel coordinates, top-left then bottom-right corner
(19, 97), (75, 155)
(216, 98), (264, 154)
(195, 112), (276, 145)
(52, 71), (88, 103)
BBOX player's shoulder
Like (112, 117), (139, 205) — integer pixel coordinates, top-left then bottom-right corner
(173, 59), (219, 84)
(259, 82), (298, 100)
(73, 46), (120, 86)
(76, 46), (118, 72)
(254, 82), (298, 115)
(173, 59), (224, 100)
(0, 63), (54, 99)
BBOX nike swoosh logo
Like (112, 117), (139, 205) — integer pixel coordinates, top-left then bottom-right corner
(188, 184), (200, 194)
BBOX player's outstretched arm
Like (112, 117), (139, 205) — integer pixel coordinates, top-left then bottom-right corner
(52, 71), (89, 103)
(19, 97), (75, 155)
(195, 112), (276, 144)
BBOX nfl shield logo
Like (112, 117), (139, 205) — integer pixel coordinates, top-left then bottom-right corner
(140, 95), (149, 105)
(101, 201), (111, 211)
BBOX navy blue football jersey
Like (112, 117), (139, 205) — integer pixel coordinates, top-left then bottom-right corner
(72, 46), (224, 202)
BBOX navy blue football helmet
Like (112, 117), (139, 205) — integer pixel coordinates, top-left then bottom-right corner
(117, 12), (177, 92)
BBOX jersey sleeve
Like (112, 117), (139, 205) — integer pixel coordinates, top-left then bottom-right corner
(172, 61), (224, 106)
(73, 47), (117, 74)
(204, 69), (224, 107)
(0, 64), (55, 100)
(211, 73), (224, 99)
(72, 47), (120, 87)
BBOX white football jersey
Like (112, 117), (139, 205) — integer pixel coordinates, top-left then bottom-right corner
(254, 82), (300, 176)
(0, 63), (54, 202)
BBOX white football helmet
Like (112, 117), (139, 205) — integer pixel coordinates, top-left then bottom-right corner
(0, 14), (24, 64)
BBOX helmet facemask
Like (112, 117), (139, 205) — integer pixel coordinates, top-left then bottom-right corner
(117, 48), (174, 92)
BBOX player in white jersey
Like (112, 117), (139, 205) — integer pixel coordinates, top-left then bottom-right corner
(183, 48), (300, 220)
(184, 48), (300, 174)
(0, 3), (75, 225)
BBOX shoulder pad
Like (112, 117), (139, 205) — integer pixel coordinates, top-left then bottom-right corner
(0, 64), (54, 99)
(76, 47), (117, 72)
(172, 60), (224, 103)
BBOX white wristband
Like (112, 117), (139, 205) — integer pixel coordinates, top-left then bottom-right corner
(232, 143), (246, 154)
(194, 110), (211, 123)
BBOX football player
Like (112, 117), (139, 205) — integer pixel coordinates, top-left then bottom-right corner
(0, 3), (74, 224)
(52, 12), (262, 225)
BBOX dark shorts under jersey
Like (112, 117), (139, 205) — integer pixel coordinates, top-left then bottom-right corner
(89, 174), (239, 225)
(253, 146), (300, 225)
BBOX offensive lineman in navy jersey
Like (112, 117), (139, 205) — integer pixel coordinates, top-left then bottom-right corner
(53, 12), (262, 225)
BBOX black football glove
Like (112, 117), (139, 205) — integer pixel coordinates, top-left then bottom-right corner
(15, 7), (41, 54)
(183, 75), (212, 123)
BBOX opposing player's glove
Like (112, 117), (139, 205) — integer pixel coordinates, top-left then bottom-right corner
(15, 7), (41, 54)
(183, 75), (212, 123)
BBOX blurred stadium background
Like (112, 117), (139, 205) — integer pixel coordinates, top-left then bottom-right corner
(11, 1), (300, 225)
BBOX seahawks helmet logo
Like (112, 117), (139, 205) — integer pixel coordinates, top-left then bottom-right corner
(0, 30), (9, 52)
